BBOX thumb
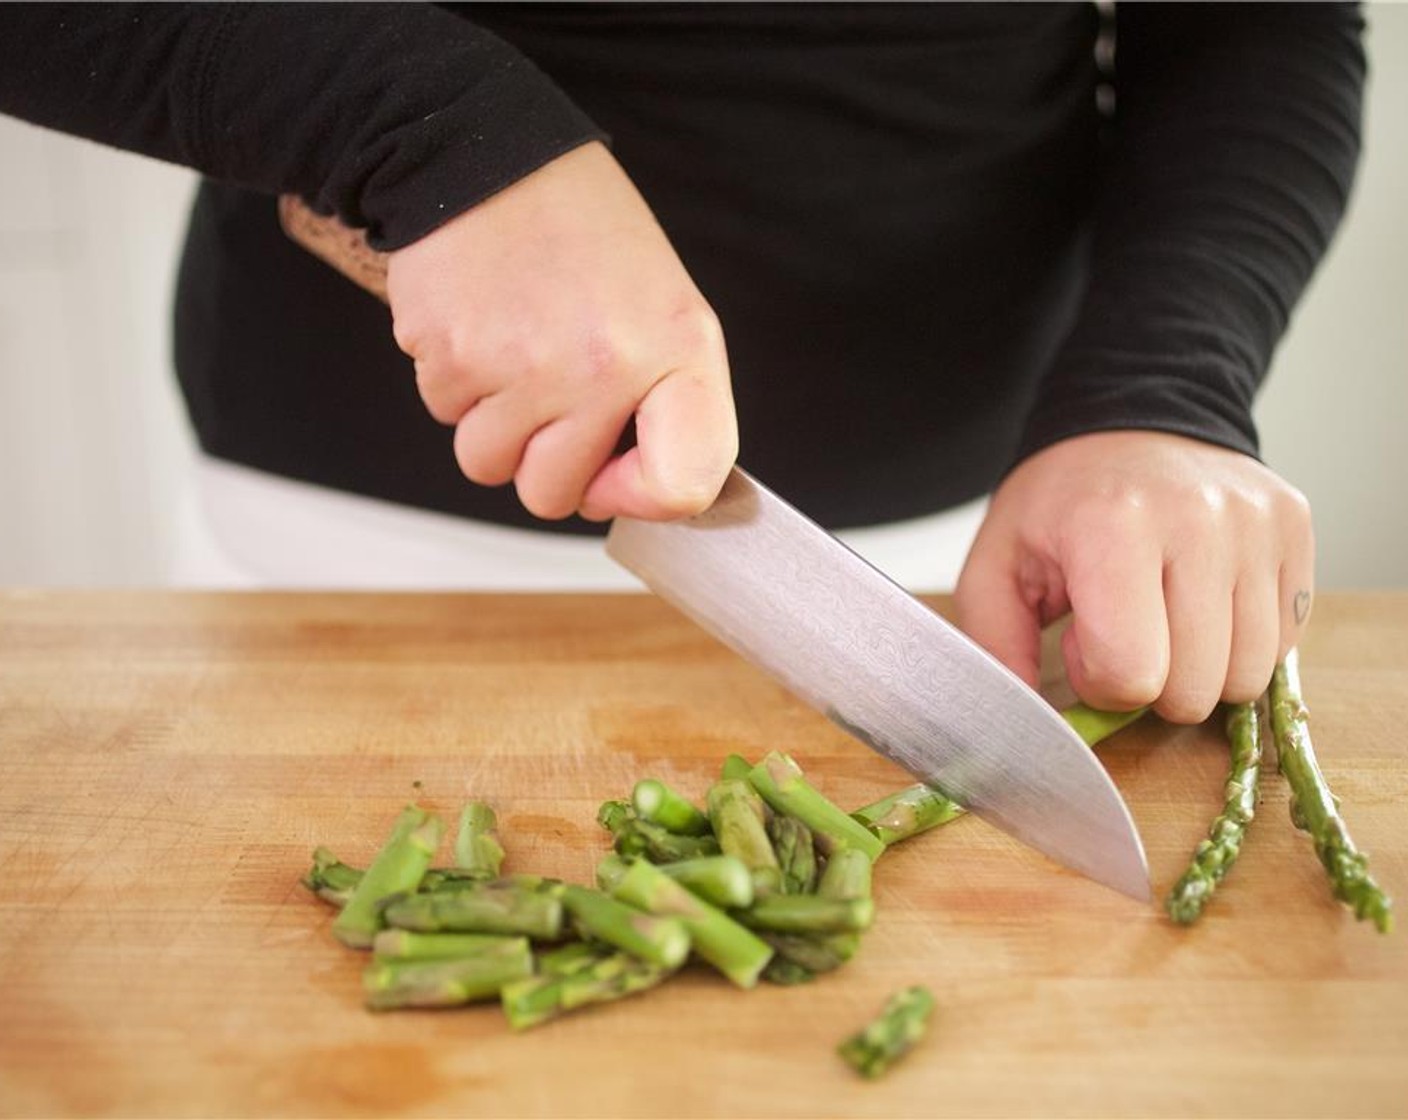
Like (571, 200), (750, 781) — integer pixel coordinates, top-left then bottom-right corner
(580, 365), (738, 521)
(954, 526), (1044, 690)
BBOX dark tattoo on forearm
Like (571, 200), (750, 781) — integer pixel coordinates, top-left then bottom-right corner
(1294, 590), (1312, 624)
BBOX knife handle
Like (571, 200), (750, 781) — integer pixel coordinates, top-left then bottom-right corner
(277, 195), (390, 304)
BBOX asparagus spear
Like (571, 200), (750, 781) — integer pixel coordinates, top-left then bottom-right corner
(761, 957), (816, 985)
(332, 805), (444, 949)
(501, 950), (674, 1030)
(847, 704), (1147, 850)
(768, 813), (819, 894)
(632, 778), (713, 836)
(746, 752), (885, 861)
(1061, 703), (1148, 746)
(720, 753), (755, 781)
(301, 847), (363, 906)
(762, 848), (874, 978)
(373, 930), (523, 961)
(837, 985), (936, 1079)
(707, 779), (782, 893)
(559, 884), (690, 969)
(1270, 651), (1393, 933)
(1165, 702), (1263, 924)
(610, 857), (774, 988)
(738, 894), (875, 935)
(382, 884), (565, 940)
(453, 802), (506, 880)
(536, 940), (613, 979)
(363, 938), (533, 1010)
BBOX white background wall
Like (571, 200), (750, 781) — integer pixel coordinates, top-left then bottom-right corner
(1, 5), (1405, 588)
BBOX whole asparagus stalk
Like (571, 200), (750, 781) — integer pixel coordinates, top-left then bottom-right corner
(632, 778), (713, 836)
(609, 857), (774, 988)
(837, 985), (936, 1079)
(454, 802), (506, 880)
(746, 753), (885, 861)
(363, 938), (533, 1010)
(559, 884), (690, 969)
(373, 929), (523, 961)
(768, 814), (819, 894)
(707, 779), (782, 894)
(301, 847), (363, 906)
(501, 950), (674, 1030)
(1165, 702), (1263, 924)
(1270, 651), (1393, 933)
(382, 885), (564, 941)
(332, 805), (444, 949)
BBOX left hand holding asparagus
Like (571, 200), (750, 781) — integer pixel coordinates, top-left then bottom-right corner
(956, 430), (1314, 724)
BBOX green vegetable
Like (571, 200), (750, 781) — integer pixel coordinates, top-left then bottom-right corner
(837, 986), (936, 1078)
(331, 805), (443, 949)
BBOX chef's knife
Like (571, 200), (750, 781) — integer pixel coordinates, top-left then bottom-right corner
(607, 466), (1150, 901)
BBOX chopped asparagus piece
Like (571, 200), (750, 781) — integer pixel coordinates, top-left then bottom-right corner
(707, 779), (782, 893)
(501, 950), (673, 1030)
(851, 785), (966, 848)
(1166, 702), (1262, 924)
(560, 884), (690, 969)
(382, 885), (564, 941)
(632, 778), (712, 836)
(372, 930), (523, 961)
(1060, 703), (1148, 746)
(453, 802), (505, 880)
(738, 894), (874, 935)
(661, 855), (756, 910)
(720, 753), (755, 781)
(838, 985), (936, 1078)
(301, 847), (363, 906)
(1270, 651), (1393, 932)
(598, 799), (721, 862)
(332, 805), (444, 949)
(746, 752), (884, 861)
(610, 857), (774, 988)
(768, 814), (819, 894)
(363, 938), (533, 1010)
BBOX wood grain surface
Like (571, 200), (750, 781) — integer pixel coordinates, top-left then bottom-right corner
(0, 591), (1404, 1119)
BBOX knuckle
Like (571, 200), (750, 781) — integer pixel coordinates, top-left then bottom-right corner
(668, 299), (726, 361)
(453, 428), (516, 488)
(515, 479), (576, 522)
(1154, 686), (1220, 726)
(1222, 668), (1272, 705)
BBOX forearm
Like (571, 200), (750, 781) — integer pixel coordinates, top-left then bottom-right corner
(1016, 2), (1366, 464)
(0, 2), (605, 248)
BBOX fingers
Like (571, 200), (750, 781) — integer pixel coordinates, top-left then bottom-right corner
(580, 362), (738, 522)
(1060, 512), (1171, 712)
(1157, 543), (1234, 723)
(954, 529), (1047, 690)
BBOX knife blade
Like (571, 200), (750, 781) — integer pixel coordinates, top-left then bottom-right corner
(606, 466), (1150, 901)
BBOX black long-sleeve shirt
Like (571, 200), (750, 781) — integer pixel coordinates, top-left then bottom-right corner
(0, 3), (1366, 532)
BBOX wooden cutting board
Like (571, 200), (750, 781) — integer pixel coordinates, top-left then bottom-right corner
(0, 590), (1404, 1118)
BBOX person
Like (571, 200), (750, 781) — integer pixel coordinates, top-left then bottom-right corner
(0, 3), (1366, 724)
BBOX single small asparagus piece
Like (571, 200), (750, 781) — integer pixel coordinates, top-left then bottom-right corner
(537, 940), (613, 979)
(501, 950), (673, 1030)
(559, 884), (690, 969)
(382, 885), (564, 941)
(720, 753), (755, 781)
(768, 814), (819, 894)
(1165, 702), (1263, 924)
(851, 785), (966, 848)
(599, 853), (755, 910)
(1270, 651), (1393, 933)
(632, 778), (713, 836)
(598, 800), (721, 863)
(453, 802), (505, 880)
(301, 847), (363, 906)
(761, 956), (815, 985)
(847, 704), (1147, 850)
(746, 752), (885, 861)
(838, 986), (936, 1079)
(373, 930), (522, 961)
(818, 847), (873, 900)
(363, 938), (532, 1010)
(610, 857), (774, 988)
(738, 894), (875, 935)
(707, 779), (782, 893)
(1061, 703), (1148, 746)
(332, 805), (444, 949)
